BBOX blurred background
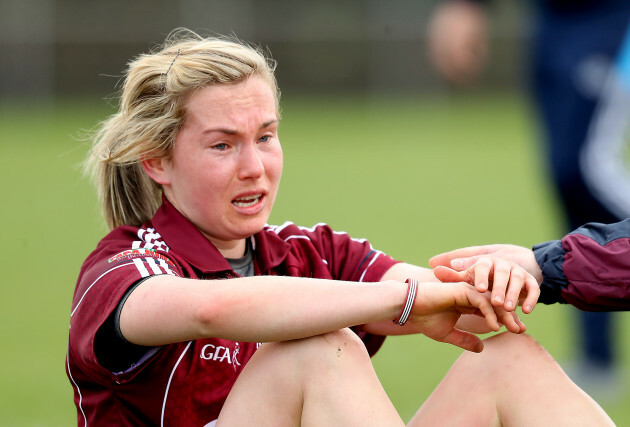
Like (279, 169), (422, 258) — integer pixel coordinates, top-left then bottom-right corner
(1, 0), (526, 98)
(2, 0), (629, 424)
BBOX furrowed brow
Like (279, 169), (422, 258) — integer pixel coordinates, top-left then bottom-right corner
(203, 127), (238, 136)
(261, 119), (278, 129)
(203, 119), (278, 136)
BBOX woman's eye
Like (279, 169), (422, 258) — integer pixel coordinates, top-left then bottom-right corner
(212, 143), (228, 150)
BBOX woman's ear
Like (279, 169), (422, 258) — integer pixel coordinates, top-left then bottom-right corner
(141, 158), (171, 185)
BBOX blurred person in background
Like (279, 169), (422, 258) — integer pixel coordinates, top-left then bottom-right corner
(65, 29), (614, 426)
(428, 0), (630, 399)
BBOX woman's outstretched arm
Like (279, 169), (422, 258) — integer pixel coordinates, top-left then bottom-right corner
(120, 272), (505, 353)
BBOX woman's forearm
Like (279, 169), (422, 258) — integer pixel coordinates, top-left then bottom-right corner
(120, 274), (408, 345)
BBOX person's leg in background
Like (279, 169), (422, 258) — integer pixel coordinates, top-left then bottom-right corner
(529, 2), (630, 401)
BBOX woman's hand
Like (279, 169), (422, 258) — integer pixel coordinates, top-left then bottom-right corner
(431, 253), (541, 314)
(407, 281), (524, 353)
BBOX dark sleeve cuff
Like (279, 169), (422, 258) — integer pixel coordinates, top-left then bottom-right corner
(532, 240), (569, 305)
(95, 277), (156, 373)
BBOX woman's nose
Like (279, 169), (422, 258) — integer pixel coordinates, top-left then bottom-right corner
(238, 143), (265, 179)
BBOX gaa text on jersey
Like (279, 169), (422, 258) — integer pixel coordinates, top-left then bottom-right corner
(200, 343), (241, 366)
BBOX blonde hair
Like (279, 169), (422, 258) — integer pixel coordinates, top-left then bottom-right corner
(85, 29), (279, 229)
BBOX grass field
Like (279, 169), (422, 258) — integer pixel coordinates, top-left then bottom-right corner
(1, 93), (628, 425)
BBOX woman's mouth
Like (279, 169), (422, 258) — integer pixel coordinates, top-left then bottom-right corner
(232, 193), (263, 208)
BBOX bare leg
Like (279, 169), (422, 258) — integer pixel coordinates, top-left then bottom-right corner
(409, 332), (614, 427)
(216, 328), (404, 426)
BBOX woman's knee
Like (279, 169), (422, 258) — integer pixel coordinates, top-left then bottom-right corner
(292, 328), (372, 371)
(253, 328), (371, 375)
(457, 332), (557, 373)
(220, 329), (370, 417)
(483, 332), (553, 361)
(313, 328), (371, 358)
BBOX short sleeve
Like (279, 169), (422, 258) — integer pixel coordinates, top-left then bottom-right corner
(69, 240), (182, 384)
(297, 224), (399, 282)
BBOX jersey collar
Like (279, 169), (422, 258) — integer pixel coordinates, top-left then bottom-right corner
(151, 196), (290, 274)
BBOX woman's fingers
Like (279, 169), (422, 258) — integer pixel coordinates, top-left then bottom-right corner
(496, 306), (526, 333)
(429, 245), (499, 269)
(433, 265), (466, 283)
(520, 274), (541, 314)
(461, 283), (526, 334)
(439, 328), (485, 353)
(497, 263), (539, 313)
(469, 258), (539, 313)
(462, 284), (500, 331)
(471, 257), (493, 295)
(434, 258), (540, 319)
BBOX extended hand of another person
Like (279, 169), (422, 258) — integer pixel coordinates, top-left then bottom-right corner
(407, 281), (525, 353)
(430, 247), (542, 314)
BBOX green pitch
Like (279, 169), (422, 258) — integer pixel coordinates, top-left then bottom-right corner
(1, 93), (628, 425)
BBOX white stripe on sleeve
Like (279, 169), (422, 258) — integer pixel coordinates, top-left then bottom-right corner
(157, 258), (176, 275)
(146, 257), (163, 275)
(133, 258), (150, 278)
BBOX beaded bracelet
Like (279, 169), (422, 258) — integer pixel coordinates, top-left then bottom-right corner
(393, 278), (418, 326)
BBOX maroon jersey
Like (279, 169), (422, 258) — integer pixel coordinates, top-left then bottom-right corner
(66, 198), (398, 426)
